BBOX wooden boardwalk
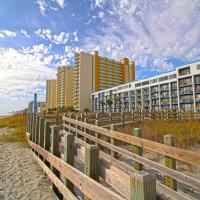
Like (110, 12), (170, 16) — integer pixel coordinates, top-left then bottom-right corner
(26, 113), (200, 200)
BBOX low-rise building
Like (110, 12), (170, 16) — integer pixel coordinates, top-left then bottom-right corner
(91, 61), (200, 112)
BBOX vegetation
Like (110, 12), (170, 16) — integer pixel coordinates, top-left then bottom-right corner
(84, 108), (90, 113)
(0, 114), (27, 146)
(106, 99), (113, 112)
(118, 120), (200, 148)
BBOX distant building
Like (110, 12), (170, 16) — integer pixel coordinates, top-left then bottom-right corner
(57, 66), (74, 108)
(28, 101), (46, 113)
(92, 61), (200, 112)
(73, 50), (135, 111)
(46, 80), (57, 110)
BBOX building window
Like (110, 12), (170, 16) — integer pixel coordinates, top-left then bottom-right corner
(142, 81), (149, 86)
(178, 66), (190, 76)
(135, 82), (142, 87)
(169, 74), (176, 79)
(197, 64), (200, 70)
(159, 76), (168, 82)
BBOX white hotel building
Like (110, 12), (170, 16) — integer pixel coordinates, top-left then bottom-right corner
(91, 61), (200, 113)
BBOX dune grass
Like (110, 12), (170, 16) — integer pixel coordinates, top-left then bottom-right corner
(0, 114), (27, 146)
(118, 120), (200, 148)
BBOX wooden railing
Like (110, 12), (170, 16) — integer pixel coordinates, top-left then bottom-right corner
(26, 113), (200, 200)
(64, 110), (200, 128)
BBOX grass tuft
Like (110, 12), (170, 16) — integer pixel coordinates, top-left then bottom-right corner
(0, 114), (27, 146)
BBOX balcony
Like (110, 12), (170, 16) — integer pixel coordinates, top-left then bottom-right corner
(179, 99), (194, 103)
(179, 82), (192, 87)
(179, 90), (193, 95)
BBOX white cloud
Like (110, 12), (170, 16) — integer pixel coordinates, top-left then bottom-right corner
(20, 29), (30, 38)
(87, 0), (200, 72)
(35, 29), (69, 44)
(0, 45), (56, 113)
(36, 0), (65, 15)
(73, 31), (78, 42)
(0, 30), (16, 38)
(98, 11), (104, 18)
(36, 0), (46, 16)
(56, 0), (65, 8)
(35, 28), (52, 40)
(53, 32), (69, 44)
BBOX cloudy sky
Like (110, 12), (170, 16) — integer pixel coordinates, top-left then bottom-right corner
(0, 0), (200, 113)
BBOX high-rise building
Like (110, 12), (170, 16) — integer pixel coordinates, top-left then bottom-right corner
(57, 66), (74, 108)
(46, 80), (57, 110)
(73, 50), (135, 111)
(91, 61), (200, 113)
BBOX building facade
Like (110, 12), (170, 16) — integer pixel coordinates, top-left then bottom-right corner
(91, 61), (200, 112)
(57, 66), (74, 108)
(46, 80), (57, 110)
(73, 50), (135, 111)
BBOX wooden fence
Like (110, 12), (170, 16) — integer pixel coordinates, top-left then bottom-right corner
(64, 110), (200, 128)
(26, 112), (200, 200)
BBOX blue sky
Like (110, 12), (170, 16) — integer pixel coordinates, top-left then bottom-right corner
(0, 0), (200, 113)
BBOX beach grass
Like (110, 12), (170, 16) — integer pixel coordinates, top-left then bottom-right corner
(0, 114), (27, 145)
(118, 120), (200, 148)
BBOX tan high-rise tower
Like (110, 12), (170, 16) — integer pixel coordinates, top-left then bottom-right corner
(46, 80), (57, 110)
(73, 50), (135, 111)
(57, 66), (74, 108)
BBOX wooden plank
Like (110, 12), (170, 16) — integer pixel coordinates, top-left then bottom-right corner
(73, 137), (191, 200)
(63, 125), (200, 190)
(28, 140), (126, 200)
(32, 153), (78, 200)
(63, 117), (200, 166)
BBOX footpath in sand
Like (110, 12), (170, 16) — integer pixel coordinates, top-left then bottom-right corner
(0, 141), (56, 200)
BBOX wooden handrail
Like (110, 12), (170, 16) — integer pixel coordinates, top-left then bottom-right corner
(73, 137), (191, 200)
(64, 124), (200, 190)
(28, 140), (126, 200)
(63, 117), (200, 166)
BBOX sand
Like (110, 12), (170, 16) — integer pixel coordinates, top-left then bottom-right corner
(0, 141), (56, 200)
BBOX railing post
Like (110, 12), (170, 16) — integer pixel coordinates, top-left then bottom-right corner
(84, 118), (89, 143)
(44, 121), (51, 166)
(132, 128), (143, 171)
(31, 114), (36, 142)
(29, 114), (33, 140)
(75, 116), (80, 137)
(64, 133), (74, 192)
(84, 145), (99, 200)
(35, 116), (40, 145)
(130, 171), (156, 200)
(51, 125), (62, 198)
(39, 117), (45, 159)
(121, 111), (125, 126)
(95, 120), (100, 147)
(164, 135), (177, 191)
(110, 124), (118, 158)
(109, 112), (112, 124)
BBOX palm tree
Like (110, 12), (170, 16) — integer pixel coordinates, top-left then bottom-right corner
(106, 99), (113, 112)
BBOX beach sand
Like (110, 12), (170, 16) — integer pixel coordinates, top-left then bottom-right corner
(0, 141), (56, 200)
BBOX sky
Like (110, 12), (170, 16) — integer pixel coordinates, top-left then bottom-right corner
(0, 0), (200, 113)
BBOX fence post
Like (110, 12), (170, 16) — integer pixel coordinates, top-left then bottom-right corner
(130, 171), (156, 200)
(109, 112), (112, 124)
(95, 120), (100, 147)
(84, 118), (89, 143)
(31, 114), (36, 142)
(132, 128), (143, 171)
(35, 116), (40, 145)
(84, 145), (99, 200)
(164, 135), (177, 191)
(64, 133), (74, 192)
(75, 116), (80, 137)
(39, 117), (45, 159)
(44, 121), (51, 166)
(29, 114), (33, 140)
(121, 111), (125, 126)
(51, 125), (62, 198)
(110, 124), (118, 158)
